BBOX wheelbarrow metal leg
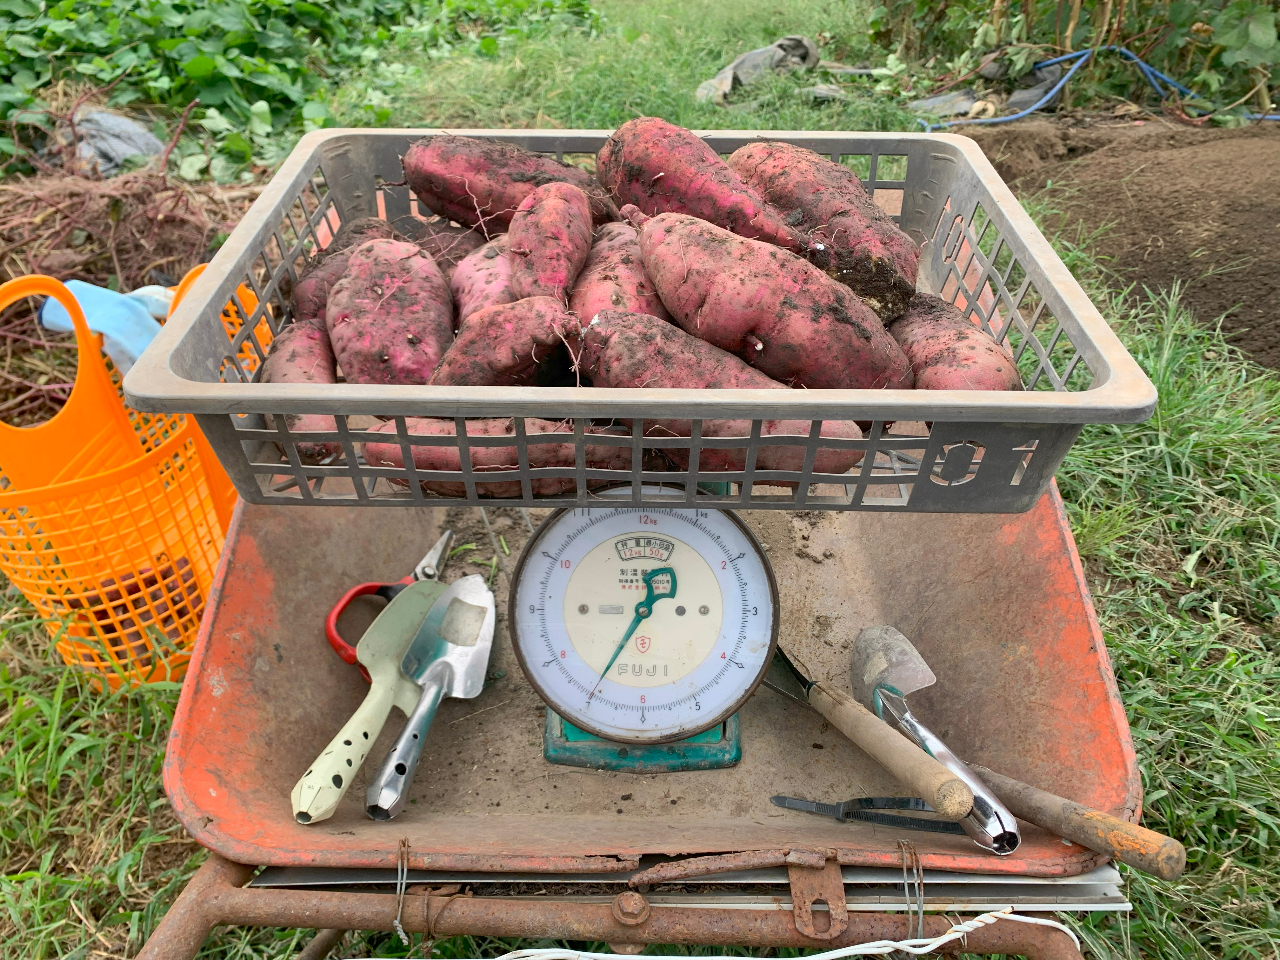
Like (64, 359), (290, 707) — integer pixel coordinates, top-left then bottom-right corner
(294, 927), (346, 960)
(136, 853), (254, 960)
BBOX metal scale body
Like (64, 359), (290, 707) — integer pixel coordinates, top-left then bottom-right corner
(510, 492), (779, 773)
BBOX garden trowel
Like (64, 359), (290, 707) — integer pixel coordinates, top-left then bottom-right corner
(291, 578), (449, 824)
(849, 625), (1021, 855)
(366, 573), (496, 820)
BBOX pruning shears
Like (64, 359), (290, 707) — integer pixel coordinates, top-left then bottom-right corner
(325, 530), (453, 679)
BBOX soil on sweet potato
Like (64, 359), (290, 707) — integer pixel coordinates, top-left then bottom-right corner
(963, 119), (1279, 369)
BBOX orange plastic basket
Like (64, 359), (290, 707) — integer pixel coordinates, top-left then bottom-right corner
(0, 276), (236, 689)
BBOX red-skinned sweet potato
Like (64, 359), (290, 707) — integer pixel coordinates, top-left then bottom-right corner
(450, 235), (516, 327)
(292, 217), (399, 323)
(888, 294), (1022, 391)
(260, 318), (342, 464)
(581, 310), (863, 476)
(325, 239), (453, 385)
(361, 417), (632, 498)
(568, 222), (670, 323)
(596, 118), (807, 253)
(507, 182), (593, 303)
(402, 135), (618, 234)
(430, 297), (578, 387)
(398, 215), (486, 281)
(625, 207), (913, 390)
(728, 142), (919, 320)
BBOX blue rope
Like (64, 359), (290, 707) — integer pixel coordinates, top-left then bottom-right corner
(919, 45), (1271, 131)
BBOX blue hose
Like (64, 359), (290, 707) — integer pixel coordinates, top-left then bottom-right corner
(919, 46), (1274, 131)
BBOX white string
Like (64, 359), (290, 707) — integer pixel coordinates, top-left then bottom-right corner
(393, 838), (410, 946)
(423, 909), (1082, 960)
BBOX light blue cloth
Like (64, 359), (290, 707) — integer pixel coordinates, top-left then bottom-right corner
(38, 280), (173, 374)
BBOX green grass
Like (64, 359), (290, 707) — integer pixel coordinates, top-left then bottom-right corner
(1057, 291), (1279, 960)
(3, 2), (1279, 956)
(333, 0), (918, 133)
(1022, 186), (1279, 956)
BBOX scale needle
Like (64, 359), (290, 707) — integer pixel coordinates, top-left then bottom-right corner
(585, 567), (676, 705)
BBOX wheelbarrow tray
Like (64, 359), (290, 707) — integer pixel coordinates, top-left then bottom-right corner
(164, 485), (1139, 877)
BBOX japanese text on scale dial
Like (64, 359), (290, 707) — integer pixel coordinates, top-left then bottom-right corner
(561, 531), (723, 689)
(613, 534), (674, 562)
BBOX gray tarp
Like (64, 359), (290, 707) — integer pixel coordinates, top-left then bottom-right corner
(46, 109), (165, 177)
(696, 35), (821, 105)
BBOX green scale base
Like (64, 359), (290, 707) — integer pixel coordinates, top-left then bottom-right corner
(543, 711), (741, 773)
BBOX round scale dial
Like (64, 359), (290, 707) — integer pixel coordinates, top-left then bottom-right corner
(511, 503), (778, 743)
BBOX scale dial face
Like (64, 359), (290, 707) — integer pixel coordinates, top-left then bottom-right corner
(511, 504), (778, 744)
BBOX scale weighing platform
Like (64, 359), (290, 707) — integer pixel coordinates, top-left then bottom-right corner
(544, 712), (742, 772)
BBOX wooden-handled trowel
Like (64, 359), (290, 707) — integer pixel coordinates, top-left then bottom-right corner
(763, 646), (974, 821)
(849, 625), (1021, 854)
(848, 625), (1187, 877)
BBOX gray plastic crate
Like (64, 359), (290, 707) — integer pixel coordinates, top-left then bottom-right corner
(124, 129), (1155, 512)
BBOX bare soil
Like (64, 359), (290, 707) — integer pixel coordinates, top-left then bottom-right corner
(964, 119), (1279, 368)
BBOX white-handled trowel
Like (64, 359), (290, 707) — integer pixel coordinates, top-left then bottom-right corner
(291, 578), (448, 824)
(365, 574), (496, 820)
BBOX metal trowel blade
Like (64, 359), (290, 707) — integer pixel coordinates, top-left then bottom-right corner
(848, 625), (937, 711)
(400, 574), (496, 701)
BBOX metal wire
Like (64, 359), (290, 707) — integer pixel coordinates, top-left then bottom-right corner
(898, 839), (925, 940)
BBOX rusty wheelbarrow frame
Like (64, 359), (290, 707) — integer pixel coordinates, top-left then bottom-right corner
(136, 851), (1087, 960)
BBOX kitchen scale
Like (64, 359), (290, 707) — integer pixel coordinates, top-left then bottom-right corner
(510, 492), (779, 773)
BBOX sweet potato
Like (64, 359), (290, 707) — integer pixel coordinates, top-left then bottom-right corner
(396, 214), (487, 281)
(625, 208), (913, 390)
(292, 217), (399, 323)
(260, 318), (343, 464)
(402, 135), (618, 234)
(596, 118), (807, 253)
(450, 236), (516, 327)
(66, 558), (200, 668)
(569, 222), (669, 323)
(361, 417), (633, 498)
(727, 142), (919, 320)
(888, 293), (1022, 391)
(325, 239), (453, 385)
(430, 298), (578, 387)
(507, 182), (593, 303)
(581, 310), (863, 476)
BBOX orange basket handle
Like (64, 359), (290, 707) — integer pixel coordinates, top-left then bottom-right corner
(169, 264), (207, 318)
(0, 275), (133, 438)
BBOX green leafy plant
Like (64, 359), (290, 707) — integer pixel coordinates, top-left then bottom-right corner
(1214, 0), (1280, 69)
(0, 0), (601, 177)
(864, 0), (1277, 114)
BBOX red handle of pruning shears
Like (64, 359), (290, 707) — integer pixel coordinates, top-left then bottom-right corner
(324, 529), (454, 683)
(325, 578), (412, 666)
